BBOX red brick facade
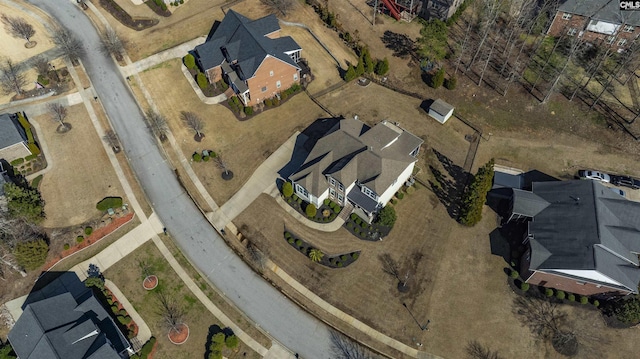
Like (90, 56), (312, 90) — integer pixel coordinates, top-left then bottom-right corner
(246, 56), (300, 106)
(525, 270), (630, 296)
(548, 11), (640, 52)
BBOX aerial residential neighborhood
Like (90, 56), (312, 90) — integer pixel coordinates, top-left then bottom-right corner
(3, 0), (640, 358)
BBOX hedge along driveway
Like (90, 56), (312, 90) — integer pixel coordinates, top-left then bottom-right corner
(31, 104), (127, 227)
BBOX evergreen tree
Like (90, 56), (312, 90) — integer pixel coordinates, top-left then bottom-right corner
(363, 48), (375, 73)
(460, 159), (495, 226)
(375, 58), (389, 76)
(430, 68), (445, 89)
(344, 65), (357, 81)
(4, 183), (45, 223)
(355, 57), (365, 76)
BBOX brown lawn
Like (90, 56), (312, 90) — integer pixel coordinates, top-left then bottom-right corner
(104, 240), (261, 359)
(136, 59), (327, 204)
(32, 104), (126, 227)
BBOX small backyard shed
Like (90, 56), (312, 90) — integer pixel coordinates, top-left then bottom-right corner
(428, 99), (454, 124)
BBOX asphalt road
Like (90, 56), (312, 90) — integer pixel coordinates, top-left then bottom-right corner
(26, 1), (333, 357)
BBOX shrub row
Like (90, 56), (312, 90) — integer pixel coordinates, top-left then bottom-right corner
(130, 337), (156, 359)
(535, 286), (596, 306)
(228, 96), (243, 113)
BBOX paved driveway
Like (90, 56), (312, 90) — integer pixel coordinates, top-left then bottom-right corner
(25, 1), (332, 357)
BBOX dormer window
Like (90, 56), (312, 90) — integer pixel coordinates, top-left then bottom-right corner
(562, 13), (572, 20)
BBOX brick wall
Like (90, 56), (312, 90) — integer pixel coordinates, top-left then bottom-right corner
(525, 270), (630, 296)
(246, 56), (300, 106)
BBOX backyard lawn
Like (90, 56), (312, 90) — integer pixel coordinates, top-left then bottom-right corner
(104, 241), (261, 359)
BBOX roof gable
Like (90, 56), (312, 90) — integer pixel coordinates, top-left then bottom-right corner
(0, 113), (27, 150)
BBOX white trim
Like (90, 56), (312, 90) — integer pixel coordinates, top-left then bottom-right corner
(562, 13), (572, 20)
(552, 269), (624, 286)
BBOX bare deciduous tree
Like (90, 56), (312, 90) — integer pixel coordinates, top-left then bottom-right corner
(1, 14), (35, 46)
(466, 341), (503, 359)
(51, 27), (85, 64)
(47, 103), (69, 129)
(215, 154), (231, 175)
(261, 0), (295, 16)
(100, 28), (127, 61)
(103, 130), (120, 152)
(155, 290), (185, 333)
(329, 330), (375, 359)
(32, 56), (50, 77)
(180, 111), (204, 139)
(144, 109), (169, 141)
(246, 240), (266, 271)
(0, 59), (26, 96)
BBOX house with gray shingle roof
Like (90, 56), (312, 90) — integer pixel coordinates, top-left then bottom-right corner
(8, 272), (132, 359)
(194, 10), (302, 106)
(511, 180), (640, 296)
(0, 113), (31, 163)
(289, 117), (423, 222)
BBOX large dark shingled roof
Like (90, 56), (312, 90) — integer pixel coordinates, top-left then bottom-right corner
(559, 0), (640, 27)
(194, 10), (300, 79)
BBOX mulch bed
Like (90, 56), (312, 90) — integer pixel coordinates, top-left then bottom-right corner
(284, 229), (360, 269)
(143, 275), (158, 290)
(144, 0), (171, 17)
(104, 286), (139, 338)
(168, 323), (189, 344)
(43, 212), (135, 270)
(283, 196), (341, 224)
(343, 214), (391, 241)
(99, 0), (158, 31)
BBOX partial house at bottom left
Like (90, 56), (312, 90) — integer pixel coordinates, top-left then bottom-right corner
(0, 113), (31, 163)
(8, 272), (133, 359)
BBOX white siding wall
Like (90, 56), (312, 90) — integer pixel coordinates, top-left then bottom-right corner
(315, 188), (329, 208)
(378, 163), (415, 206)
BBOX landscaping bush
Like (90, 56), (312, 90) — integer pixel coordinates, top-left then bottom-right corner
(203, 155), (210, 162)
(84, 227), (93, 236)
(376, 206), (397, 227)
(305, 203), (317, 218)
(556, 290), (565, 300)
(444, 75), (457, 90)
(350, 213), (358, 221)
(593, 300), (600, 307)
(347, 222), (353, 228)
(375, 57), (389, 76)
(264, 98), (273, 107)
(545, 288), (554, 297)
(76, 236), (84, 243)
(340, 255), (347, 261)
(193, 152), (202, 162)
(568, 293), (575, 302)
(161, 2), (167, 10)
(288, 238), (294, 244)
(111, 305), (119, 312)
(332, 205), (340, 214)
(10, 158), (24, 166)
(25, 154), (38, 161)
(351, 252), (359, 260)
(273, 98), (280, 106)
(96, 197), (123, 211)
(63, 243), (70, 250)
(244, 106), (254, 116)
(119, 309), (127, 316)
(225, 334), (239, 349)
(337, 262), (343, 267)
(295, 239), (302, 246)
(14, 239), (48, 271)
(430, 68), (445, 89)
(510, 270), (519, 279)
(520, 282), (529, 291)
(183, 54), (196, 69)
(396, 192), (404, 200)
(196, 72), (208, 90)
(460, 159), (494, 226)
(324, 198), (331, 206)
(282, 182), (293, 197)
(139, 337), (156, 358)
(580, 296), (589, 304)
(344, 65), (357, 81)
(37, 74), (50, 86)
(329, 213), (336, 220)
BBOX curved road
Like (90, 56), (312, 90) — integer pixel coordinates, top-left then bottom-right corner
(26, 1), (332, 357)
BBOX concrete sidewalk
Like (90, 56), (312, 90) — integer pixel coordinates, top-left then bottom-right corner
(120, 37), (206, 77)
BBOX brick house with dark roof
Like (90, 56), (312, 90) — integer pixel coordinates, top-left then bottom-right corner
(194, 10), (302, 106)
(8, 273), (132, 359)
(510, 180), (640, 296)
(289, 117), (423, 222)
(548, 0), (640, 52)
(0, 113), (31, 163)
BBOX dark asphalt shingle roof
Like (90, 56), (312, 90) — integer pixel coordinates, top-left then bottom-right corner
(0, 113), (27, 150)
(194, 10), (300, 79)
(559, 0), (640, 27)
(525, 180), (640, 292)
(8, 273), (128, 359)
(512, 189), (550, 217)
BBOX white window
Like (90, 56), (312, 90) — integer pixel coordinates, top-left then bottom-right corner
(624, 25), (635, 33)
(270, 70), (274, 77)
(567, 28), (577, 36)
(338, 182), (344, 191)
(329, 177), (336, 186)
(606, 36), (615, 44)
(362, 186), (376, 200)
(337, 193), (343, 202)
(296, 184), (308, 198)
(276, 80), (281, 88)
(293, 73), (298, 81)
(562, 13), (572, 20)
(330, 188), (336, 197)
(261, 86), (267, 92)
(618, 38), (628, 46)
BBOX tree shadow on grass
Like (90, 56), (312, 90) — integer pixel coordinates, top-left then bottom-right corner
(428, 149), (470, 220)
(381, 30), (418, 60)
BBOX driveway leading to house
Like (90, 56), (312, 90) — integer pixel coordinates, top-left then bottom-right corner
(25, 1), (332, 357)
(212, 131), (299, 229)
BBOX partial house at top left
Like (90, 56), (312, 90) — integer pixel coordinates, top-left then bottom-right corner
(193, 10), (303, 106)
(0, 113), (31, 163)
